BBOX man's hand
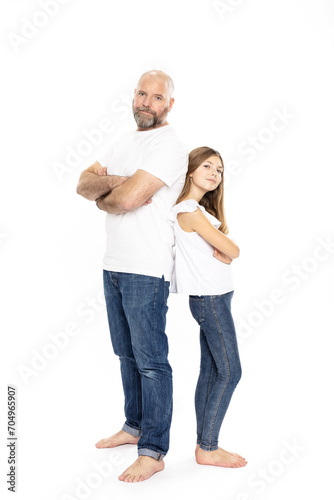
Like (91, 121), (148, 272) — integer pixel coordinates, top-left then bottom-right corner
(96, 193), (153, 212)
(97, 166), (107, 176)
(95, 169), (132, 213)
(77, 161), (130, 201)
(213, 248), (233, 264)
(142, 197), (152, 206)
(96, 167), (129, 192)
(94, 169), (165, 214)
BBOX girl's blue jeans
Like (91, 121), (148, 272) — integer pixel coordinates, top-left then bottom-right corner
(189, 291), (242, 452)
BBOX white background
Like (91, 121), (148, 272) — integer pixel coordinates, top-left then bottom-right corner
(1, 0), (334, 499)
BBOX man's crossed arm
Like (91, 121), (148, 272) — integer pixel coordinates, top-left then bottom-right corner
(76, 161), (128, 201)
(76, 161), (165, 214)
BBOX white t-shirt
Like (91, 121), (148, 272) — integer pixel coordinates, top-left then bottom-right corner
(168, 199), (234, 295)
(97, 125), (188, 280)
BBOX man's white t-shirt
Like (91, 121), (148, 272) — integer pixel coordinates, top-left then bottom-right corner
(98, 125), (188, 280)
(168, 199), (234, 295)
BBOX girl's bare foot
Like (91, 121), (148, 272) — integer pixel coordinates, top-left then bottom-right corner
(196, 444), (245, 460)
(95, 430), (139, 448)
(196, 446), (248, 468)
(118, 456), (164, 482)
(219, 446), (246, 460)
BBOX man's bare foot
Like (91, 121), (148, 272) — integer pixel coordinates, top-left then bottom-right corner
(196, 444), (245, 460)
(196, 446), (247, 468)
(118, 456), (165, 482)
(95, 430), (139, 449)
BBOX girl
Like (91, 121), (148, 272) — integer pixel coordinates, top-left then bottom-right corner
(169, 146), (247, 468)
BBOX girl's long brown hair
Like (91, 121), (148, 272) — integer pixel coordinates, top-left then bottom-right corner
(176, 146), (228, 234)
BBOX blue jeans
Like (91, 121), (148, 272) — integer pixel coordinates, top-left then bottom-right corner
(103, 270), (172, 461)
(189, 292), (242, 451)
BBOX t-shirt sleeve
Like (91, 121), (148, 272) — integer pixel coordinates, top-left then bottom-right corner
(168, 200), (222, 229)
(168, 199), (200, 224)
(141, 138), (188, 187)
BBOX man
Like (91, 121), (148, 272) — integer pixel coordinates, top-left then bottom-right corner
(76, 70), (188, 482)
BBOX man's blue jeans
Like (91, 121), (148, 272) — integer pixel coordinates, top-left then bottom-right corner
(189, 291), (242, 451)
(103, 270), (172, 461)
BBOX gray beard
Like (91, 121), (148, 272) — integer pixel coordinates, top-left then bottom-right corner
(134, 110), (157, 129)
(132, 104), (169, 130)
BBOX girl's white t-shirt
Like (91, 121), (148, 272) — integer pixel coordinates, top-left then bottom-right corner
(169, 199), (234, 295)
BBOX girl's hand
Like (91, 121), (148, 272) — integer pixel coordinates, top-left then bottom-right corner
(213, 248), (232, 264)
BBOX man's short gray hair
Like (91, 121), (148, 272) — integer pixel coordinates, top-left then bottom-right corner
(137, 70), (174, 101)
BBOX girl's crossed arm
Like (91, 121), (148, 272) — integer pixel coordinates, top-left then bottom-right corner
(177, 209), (240, 260)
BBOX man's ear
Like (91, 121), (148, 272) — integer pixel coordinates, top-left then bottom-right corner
(168, 97), (175, 112)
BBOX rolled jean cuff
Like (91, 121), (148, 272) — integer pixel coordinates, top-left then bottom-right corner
(198, 443), (219, 452)
(122, 423), (141, 438)
(138, 447), (165, 461)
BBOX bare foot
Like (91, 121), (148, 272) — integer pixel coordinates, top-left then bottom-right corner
(196, 447), (247, 468)
(196, 444), (245, 460)
(95, 430), (139, 449)
(118, 456), (164, 482)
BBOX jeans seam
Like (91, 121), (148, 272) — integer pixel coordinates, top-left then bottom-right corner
(152, 278), (158, 355)
(198, 357), (214, 444)
(207, 296), (230, 448)
(162, 275), (167, 303)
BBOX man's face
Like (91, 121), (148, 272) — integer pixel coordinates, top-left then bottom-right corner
(132, 76), (174, 130)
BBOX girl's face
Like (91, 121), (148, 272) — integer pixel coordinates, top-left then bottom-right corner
(190, 155), (223, 193)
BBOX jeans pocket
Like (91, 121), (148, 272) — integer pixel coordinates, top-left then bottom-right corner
(189, 296), (205, 324)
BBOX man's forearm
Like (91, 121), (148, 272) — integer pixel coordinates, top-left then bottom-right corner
(96, 187), (128, 214)
(77, 172), (128, 201)
(95, 169), (160, 214)
(76, 171), (112, 201)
